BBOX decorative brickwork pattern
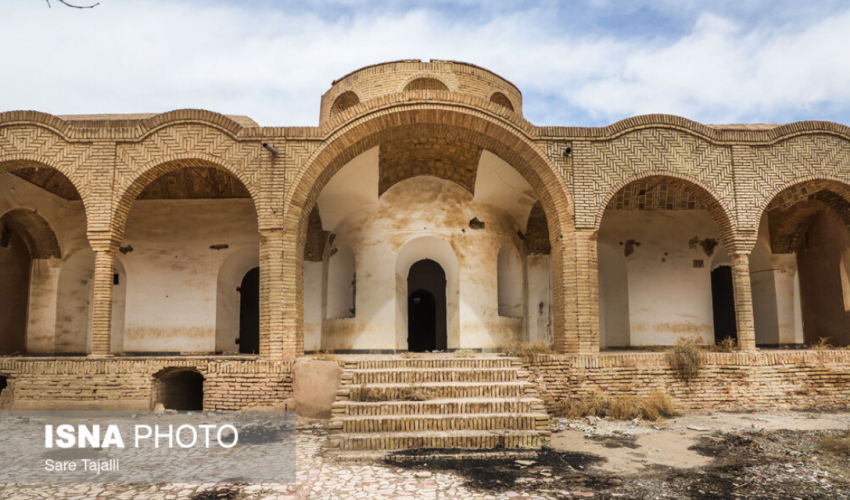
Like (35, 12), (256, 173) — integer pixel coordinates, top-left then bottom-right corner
(573, 128), (735, 237)
(379, 135), (483, 195)
(606, 181), (705, 211)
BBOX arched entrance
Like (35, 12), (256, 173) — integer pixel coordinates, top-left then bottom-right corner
(152, 369), (204, 411)
(0, 217), (31, 355)
(238, 267), (260, 354)
(407, 259), (447, 352)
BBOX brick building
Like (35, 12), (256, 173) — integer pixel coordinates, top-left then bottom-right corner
(1, 60), (849, 449)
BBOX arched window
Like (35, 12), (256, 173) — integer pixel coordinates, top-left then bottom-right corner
(330, 91), (360, 115)
(403, 77), (449, 92)
(327, 244), (356, 319)
(497, 244), (523, 317)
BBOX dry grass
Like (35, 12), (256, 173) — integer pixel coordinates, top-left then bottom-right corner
(501, 341), (552, 357)
(708, 336), (737, 353)
(818, 430), (850, 455)
(809, 337), (835, 351)
(550, 391), (677, 421)
(401, 352), (418, 359)
(311, 349), (341, 361)
(667, 335), (705, 379)
(350, 384), (429, 402)
(452, 349), (476, 358)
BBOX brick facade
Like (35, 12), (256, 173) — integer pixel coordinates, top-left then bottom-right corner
(2, 61), (850, 413)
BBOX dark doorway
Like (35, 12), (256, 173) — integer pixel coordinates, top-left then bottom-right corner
(711, 266), (737, 343)
(0, 222), (31, 355)
(797, 212), (846, 346)
(407, 259), (447, 352)
(238, 267), (260, 354)
(0, 376), (7, 396)
(153, 370), (204, 411)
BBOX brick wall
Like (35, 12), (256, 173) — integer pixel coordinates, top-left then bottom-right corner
(0, 357), (293, 411)
(526, 350), (850, 413)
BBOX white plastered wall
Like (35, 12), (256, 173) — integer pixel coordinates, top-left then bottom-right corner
(120, 198), (258, 353)
(525, 254), (552, 344)
(598, 210), (719, 345)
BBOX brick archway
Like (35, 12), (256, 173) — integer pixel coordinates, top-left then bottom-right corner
(0, 208), (62, 260)
(113, 156), (260, 239)
(595, 173), (738, 254)
(282, 105), (574, 356)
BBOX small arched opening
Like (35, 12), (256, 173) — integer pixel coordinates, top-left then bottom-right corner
(407, 259), (447, 352)
(489, 92), (515, 111)
(152, 369), (204, 411)
(238, 267), (260, 354)
(404, 77), (449, 92)
(330, 91), (360, 115)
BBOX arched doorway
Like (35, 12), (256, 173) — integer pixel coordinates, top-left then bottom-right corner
(797, 212), (846, 345)
(710, 266), (737, 343)
(407, 259), (447, 352)
(238, 267), (260, 354)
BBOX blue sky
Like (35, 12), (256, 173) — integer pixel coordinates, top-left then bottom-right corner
(1, 0), (849, 126)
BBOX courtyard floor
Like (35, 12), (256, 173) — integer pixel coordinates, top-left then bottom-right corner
(1, 410), (849, 499)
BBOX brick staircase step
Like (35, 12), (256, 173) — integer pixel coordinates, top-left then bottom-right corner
(338, 382), (537, 401)
(332, 397), (546, 417)
(344, 357), (520, 370)
(327, 430), (552, 451)
(329, 413), (551, 433)
(345, 367), (523, 384)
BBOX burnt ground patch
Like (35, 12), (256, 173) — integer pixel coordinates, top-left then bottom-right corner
(383, 430), (850, 499)
(385, 448), (620, 496)
(189, 486), (245, 500)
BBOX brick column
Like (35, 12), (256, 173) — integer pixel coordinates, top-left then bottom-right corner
(90, 248), (116, 357)
(260, 228), (290, 360)
(557, 229), (599, 354)
(730, 251), (757, 351)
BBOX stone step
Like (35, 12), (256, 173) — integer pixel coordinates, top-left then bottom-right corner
(326, 430), (552, 451)
(329, 413), (551, 433)
(337, 381), (538, 401)
(344, 367), (524, 385)
(344, 357), (520, 370)
(332, 398), (546, 417)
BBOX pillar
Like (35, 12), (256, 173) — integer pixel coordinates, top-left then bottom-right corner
(556, 228), (599, 354)
(260, 228), (290, 359)
(89, 248), (116, 356)
(730, 251), (757, 351)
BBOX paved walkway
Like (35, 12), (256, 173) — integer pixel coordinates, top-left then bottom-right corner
(0, 419), (551, 500)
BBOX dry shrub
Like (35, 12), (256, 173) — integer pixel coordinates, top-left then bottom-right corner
(709, 336), (737, 353)
(350, 384), (428, 402)
(609, 395), (642, 420)
(809, 337), (835, 351)
(452, 349), (476, 358)
(818, 431), (850, 455)
(350, 385), (388, 402)
(398, 385), (429, 401)
(640, 392), (677, 420)
(311, 349), (340, 361)
(550, 391), (676, 421)
(501, 341), (552, 357)
(667, 335), (705, 379)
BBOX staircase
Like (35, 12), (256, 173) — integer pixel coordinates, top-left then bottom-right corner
(327, 356), (551, 452)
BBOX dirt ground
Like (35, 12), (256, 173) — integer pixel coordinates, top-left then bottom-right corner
(386, 411), (850, 499)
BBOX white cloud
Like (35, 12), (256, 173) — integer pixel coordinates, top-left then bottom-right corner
(0, 1), (848, 126)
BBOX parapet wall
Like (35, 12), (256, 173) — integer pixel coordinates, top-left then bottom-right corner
(526, 350), (850, 413)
